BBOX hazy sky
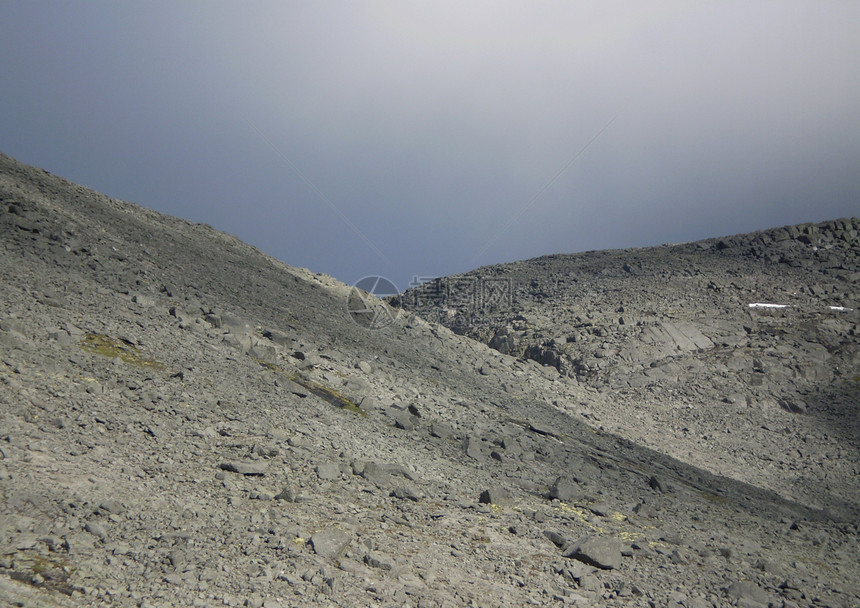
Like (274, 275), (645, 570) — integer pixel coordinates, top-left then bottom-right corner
(2, 2), (858, 291)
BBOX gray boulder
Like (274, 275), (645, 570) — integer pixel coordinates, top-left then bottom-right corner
(310, 528), (352, 559)
(549, 476), (580, 502)
(563, 535), (622, 570)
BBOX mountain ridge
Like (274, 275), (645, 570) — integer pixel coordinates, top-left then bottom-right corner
(398, 214), (859, 515)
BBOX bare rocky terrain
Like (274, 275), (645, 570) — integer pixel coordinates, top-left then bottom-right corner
(398, 217), (860, 519)
(1, 150), (858, 608)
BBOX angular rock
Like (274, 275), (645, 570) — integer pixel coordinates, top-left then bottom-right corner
(263, 328), (293, 348)
(464, 436), (485, 460)
(528, 421), (560, 439)
(249, 343), (277, 362)
(479, 486), (513, 506)
(222, 333), (252, 354)
(648, 475), (665, 493)
(390, 485), (421, 502)
(364, 552), (395, 571)
(84, 521), (107, 541)
(393, 411), (417, 431)
(429, 422), (453, 440)
(726, 581), (770, 606)
(356, 361), (372, 374)
(219, 461), (268, 476)
(316, 462), (341, 480)
(274, 486), (297, 502)
(563, 535), (622, 570)
(544, 530), (570, 549)
(361, 462), (393, 487)
(310, 528), (351, 559)
(549, 476), (580, 502)
(98, 499), (124, 514)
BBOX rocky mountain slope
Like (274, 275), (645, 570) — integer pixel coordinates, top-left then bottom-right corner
(1, 151), (858, 608)
(398, 217), (859, 520)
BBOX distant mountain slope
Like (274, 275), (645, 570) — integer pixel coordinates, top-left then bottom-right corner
(399, 219), (857, 386)
(398, 218), (859, 513)
(1, 151), (858, 607)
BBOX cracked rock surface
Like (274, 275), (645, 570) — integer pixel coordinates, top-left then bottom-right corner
(1, 151), (858, 607)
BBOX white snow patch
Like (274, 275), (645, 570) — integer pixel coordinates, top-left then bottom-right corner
(746, 303), (854, 312)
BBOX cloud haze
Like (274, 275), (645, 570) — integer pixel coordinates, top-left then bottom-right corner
(2, 2), (858, 290)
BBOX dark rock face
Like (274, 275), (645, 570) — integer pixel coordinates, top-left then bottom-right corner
(0, 151), (858, 608)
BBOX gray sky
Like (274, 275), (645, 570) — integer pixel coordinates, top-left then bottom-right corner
(2, 2), (858, 291)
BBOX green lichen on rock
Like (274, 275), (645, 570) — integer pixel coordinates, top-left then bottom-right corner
(79, 333), (164, 370)
(6, 551), (78, 596)
(299, 377), (367, 417)
(252, 357), (367, 417)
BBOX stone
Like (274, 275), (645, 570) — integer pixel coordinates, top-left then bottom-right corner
(84, 521), (107, 541)
(648, 475), (665, 493)
(254, 444), (279, 458)
(549, 477), (580, 502)
(726, 581), (770, 606)
(544, 530), (570, 549)
(361, 462), (393, 488)
(274, 486), (297, 502)
(220, 461), (268, 476)
(390, 485), (421, 502)
(563, 536), (622, 570)
(528, 422), (560, 438)
(222, 333), (252, 354)
(248, 343), (277, 362)
(393, 412), (417, 431)
(99, 500), (124, 514)
(364, 552), (395, 571)
(479, 486), (513, 506)
(310, 528), (351, 559)
(316, 462), (341, 480)
(464, 436), (485, 460)
(429, 422), (453, 440)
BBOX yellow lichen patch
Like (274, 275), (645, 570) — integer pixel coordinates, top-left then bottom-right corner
(79, 333), (164, 370)
(610, 511), (627, 523)
(490, 504), (502, 515)
(555, 502), (588, 519)
(618, 530), (645, 543)
(555, 502), (604, 533)
(292, 537), (306, 545)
